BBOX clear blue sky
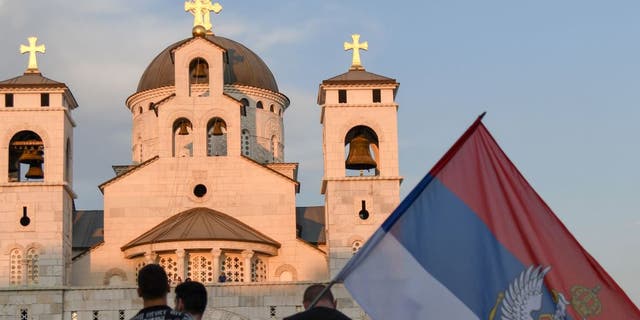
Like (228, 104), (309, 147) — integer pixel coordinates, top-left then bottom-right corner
(1, 0), (638, 306)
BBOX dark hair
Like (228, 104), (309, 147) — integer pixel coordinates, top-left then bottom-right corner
(303, 284), (334, 304)
(137, 264), (169, 300)
(175, 281), (208, 315)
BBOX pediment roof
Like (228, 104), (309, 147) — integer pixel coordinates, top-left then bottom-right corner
(322, 69), (397, 85)
(0, 72), (66, 88)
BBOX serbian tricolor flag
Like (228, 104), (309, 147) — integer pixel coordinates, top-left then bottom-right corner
(334, 114), (640, 319)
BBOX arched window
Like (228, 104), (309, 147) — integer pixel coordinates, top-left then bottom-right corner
(189, 58), (209, 96)
(241, 130), (251, 156)
(269, 105), (274, 113)
(345, 126), (379, 177)
(274, 264), (297, 282)
(172, 118), (193, 157)
(251, 256), (267, 282)
(10, 248), (23, 285)
(280, 271), (293, 281)
(207, 117), (227, 156)
(187, 254), (214, 284)
(278, 108), (282, 117)
(9, 131), (44, 182)
(240, 98), (249, 117)
(256, 101), (263, 109)
(26, 248), (39, 285)
(104, 268), (127, 286)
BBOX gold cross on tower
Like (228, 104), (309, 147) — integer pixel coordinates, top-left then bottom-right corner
(185, 0), (223, 33)
(20, 37), (46, 73)
(344, 34), (368, 70)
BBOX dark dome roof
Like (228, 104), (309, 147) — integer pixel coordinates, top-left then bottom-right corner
(136, 35), (279, 93)
(121, 207), (281, 251)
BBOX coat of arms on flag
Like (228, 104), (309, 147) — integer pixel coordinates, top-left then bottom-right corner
(332, 113), (640, 320)
(490, 265), (603, 320)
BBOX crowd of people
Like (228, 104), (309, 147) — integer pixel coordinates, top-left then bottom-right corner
(130, 264), (352, 320)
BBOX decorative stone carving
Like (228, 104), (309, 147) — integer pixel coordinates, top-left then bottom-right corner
(103, 268), (128, 286)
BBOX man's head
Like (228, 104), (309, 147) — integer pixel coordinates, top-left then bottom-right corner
(302, 284), (336, 310)
(175, 281), (208, 318)
(137, 264), (170, 301)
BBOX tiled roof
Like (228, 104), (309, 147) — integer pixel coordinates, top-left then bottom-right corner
(0, 72), (66, 88)
(122, 207), (281, 250)
(322, 69), (397, 85)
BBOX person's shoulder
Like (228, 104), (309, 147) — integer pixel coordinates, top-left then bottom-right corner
(284, 307), (351, 320)
(166, 309), (193, 320)
(283, 312), (303, 320)
(128, 306), (192, 320)
(317, 307), (351, 320)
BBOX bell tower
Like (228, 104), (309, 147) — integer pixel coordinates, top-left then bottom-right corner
(0, 37), (78, 287)
(318, 34), (401, 277)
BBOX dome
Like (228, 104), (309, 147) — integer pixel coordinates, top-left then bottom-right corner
(136, 35), (279, 93)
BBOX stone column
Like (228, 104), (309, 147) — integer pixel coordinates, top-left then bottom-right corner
(211, 249), (222, 283)
(144, 251), (157, 265)
(241, 250), (254, 283)
(176, 249), (186, 283)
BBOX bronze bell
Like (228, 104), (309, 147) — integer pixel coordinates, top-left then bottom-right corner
(19, 149), (44, 179)
(345, 136), (377, 170)
(212, 120), (226, 136)
(178, 121), (190, 135)
(25, 163), (44, 179)
(191, 62), (208, 79)
(18, 149), (43, 165)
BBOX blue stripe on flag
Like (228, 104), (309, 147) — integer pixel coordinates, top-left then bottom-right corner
(388, 176), (561, 319)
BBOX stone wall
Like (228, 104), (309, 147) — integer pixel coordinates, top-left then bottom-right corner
(0, 282), (367, 320)
(0, 288), (63, 320)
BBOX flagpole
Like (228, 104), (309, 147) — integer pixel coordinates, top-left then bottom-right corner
(308, 280), (337, 309)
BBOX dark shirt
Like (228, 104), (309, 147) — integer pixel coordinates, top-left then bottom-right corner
(129, 305), (192, 320)
(284, 307), (352, 320)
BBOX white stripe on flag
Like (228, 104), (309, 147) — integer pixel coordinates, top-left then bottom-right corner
(343, 232), (479, 320)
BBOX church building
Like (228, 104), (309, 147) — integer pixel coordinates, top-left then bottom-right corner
(0, 2), (401, 319)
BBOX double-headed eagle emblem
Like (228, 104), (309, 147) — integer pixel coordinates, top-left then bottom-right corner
(489, 265), (601, 320)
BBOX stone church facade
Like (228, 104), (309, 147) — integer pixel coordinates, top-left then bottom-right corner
(0, 5), (401, 320)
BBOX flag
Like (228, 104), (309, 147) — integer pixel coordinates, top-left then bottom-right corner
(335, 114), (640, 319)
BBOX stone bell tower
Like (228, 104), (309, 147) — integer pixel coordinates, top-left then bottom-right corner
(318, 34), (402, 277)
(0, 37), (77, 287)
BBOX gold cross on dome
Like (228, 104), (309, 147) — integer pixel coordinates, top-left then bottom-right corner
(344, 34), (368, 70)
(185, 0), (223, 32)
(20, 37), (46, 73)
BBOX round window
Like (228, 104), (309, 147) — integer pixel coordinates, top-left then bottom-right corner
(193, 184), (207, 198)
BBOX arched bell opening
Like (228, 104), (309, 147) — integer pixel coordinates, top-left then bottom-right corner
(9, 131), (45, 182)
(172, 118), (193, 157)
(207, 117), (227, 156)
(344, 126), (379, 177)
(189, 57), (209, 96)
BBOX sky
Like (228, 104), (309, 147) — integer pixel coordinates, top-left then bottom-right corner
(1, 0), (639, 306)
